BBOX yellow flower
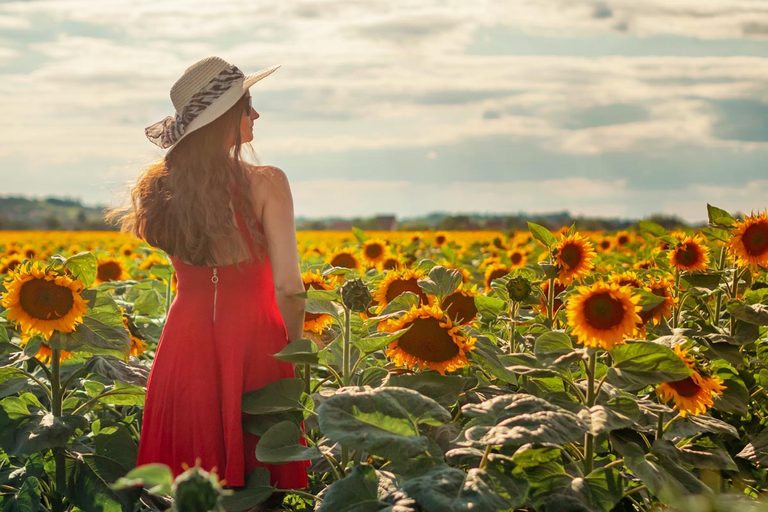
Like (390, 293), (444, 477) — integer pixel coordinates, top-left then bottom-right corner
(327, 248), (361, 270)
(361, 239), (388, 267)
(668, 232), (710, 272)
(727, 210), (768, 270)
(609, 271), (642, 289)
(427, 284), (480, 325)
(301, 270), (335, 334)
(553, 232), (597, 284)
(639, 276), (676, 327)
(656, 345), (726, 417)
(1, 261), (90, 340)
(378, 303), (476, 375)
(95, 257), (130, 284)
(566, 281), (641, 350)
(373, 268), (429, 313)
(483, 263), (512, 291)
(507, 249), (528, 269)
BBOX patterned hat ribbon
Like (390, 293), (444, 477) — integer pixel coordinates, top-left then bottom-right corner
(145, 64), (244, 149)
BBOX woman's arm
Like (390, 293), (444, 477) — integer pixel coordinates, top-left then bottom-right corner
(256, 166), (306, 342)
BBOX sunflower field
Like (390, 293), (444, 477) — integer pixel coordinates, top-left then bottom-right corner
(1, 204), (768, 512)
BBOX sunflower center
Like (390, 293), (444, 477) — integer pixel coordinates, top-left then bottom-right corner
(675, 243), (700, 266)
(365, 244), (384, 259)
(331, 253), (357, 268)
(20, 278), (75, 320)
(583, 291), (626, 329)
(397, 317), (459, 362)
(743, 223), (768, 256)
(386, 278), (426, 304)
(97, 261), (123, 281)
(510, 252), (523, 265)
(442, 292), (478, 324)
(667, 376), (701, 398)
(560, 244), (582, 269)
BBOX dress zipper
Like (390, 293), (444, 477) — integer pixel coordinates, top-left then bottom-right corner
(211, 266), (219, 323)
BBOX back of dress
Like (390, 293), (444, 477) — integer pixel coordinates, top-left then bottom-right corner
(136, 189), (311, 489)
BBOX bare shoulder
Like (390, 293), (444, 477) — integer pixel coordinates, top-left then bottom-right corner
(245, 164), (291, 200)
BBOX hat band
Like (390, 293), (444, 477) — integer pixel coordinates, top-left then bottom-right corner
(145, 64), (245, 149)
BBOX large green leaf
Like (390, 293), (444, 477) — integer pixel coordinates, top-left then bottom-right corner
(49, 292), (130, 355)
(219, 468), (274, 511)
(462, 394), (588, 448)
(728, 303), (768, 326)
(533, 331), (573, 363)
(737, 429), (768, 468)
(528, 222), (557, 248)
(607, 341), (691, 390)
(2, 475), (41, 512)
(401, 466), (510, 512)
(242, 378), (304, 415)
(89, 355), (149, 386)
(385, 372), (467, 408)
(317, 386), (451, 459)
(316, 463), (386, 512)
(352, 326), (411, 354)
(468, 335), (517, 385)
(418, 266), (463, 299)
(62, 251), (98, 288)
(272, 338), (319, 365)
(13, 412), (88, 456)
(707, 204), (736, 228)
(254, 420), (320, 463)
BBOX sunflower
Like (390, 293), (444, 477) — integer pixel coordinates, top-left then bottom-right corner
(21, 244), (36, 260)
(138, 252), (170, 271)
(373, 268), (429, 313)
(609, 271), (642, 289)
(566, 281), (642, 350)
(668, 232), (710, 272)
(95, 257), (129, 284)
(121, 314), (147, 357)
(118, 243), (134, 257)
(302, 270), (335, 334)
(381, 255), (403, 271)
(379, 303), (476, 375)
(483, 263), (512, 291)
(727, 210), (768, 270)
(0, 255), (24, 275)
(639, 276), (676, 326)
(597, 236), (613, 252)
(18, 331), (75, 364)
(433, 231), (449, 247)
(553, 232), (597, 284)
(507, 249), (528, 269)
(428, 284), (480, 325)
(1, 261), (90, 340)
(615, 231), (632, 248)
(328, 248), (361, 270)
(361, 239), (388, 267)
(656, 345), (726, 417)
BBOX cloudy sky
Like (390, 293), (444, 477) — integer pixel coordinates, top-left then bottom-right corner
(1, 0), (767, 223)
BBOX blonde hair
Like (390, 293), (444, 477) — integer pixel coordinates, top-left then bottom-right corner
(104, 93), (267, 269)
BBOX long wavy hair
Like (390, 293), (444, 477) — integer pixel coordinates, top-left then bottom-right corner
(104, 92), (268, 270)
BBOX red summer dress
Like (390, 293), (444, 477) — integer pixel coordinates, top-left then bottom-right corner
(135, 198), (311, 489)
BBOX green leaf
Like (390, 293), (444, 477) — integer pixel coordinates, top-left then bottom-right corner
(89, 355), (149, 386)
(272, 339), (319, 365)
(377, 291), (420, 316)
(316, 463), (387, 512)
(736, 429), (768, 468)
(110, 463), (173, 495)
(475, 295), (506, 319)
(13, 412), (88, 456)
(317, 386), (451, 459)
(533, 331), (573, 363)
(607, 341), (691, 390)
(728, 303), (768, 326)
(132, 288), (164, 316)
(634, 288), (668, 312)
(304, 288), (341, 301)
(707, 204), (736, 228)
(385, 372), (467, 408)
(680, 272), (723, 291)
(462, 394), (588, 448)
(219, 468), (274, 511)
(418, 266), (463, 299)
(254, 420), (320, 463)
(402, 466), (510, 512)
(305, 297), (340, 317)
(528, 222), (557, 248)
(468, 335), (518, 385)
(637, 220), (667, 237)
(49, 292), (130, 356)
(242, 378), (304, 415)
(579, 405), (637, 436)
(352, 226), (367, 244)
(352, 326), (411, 354)
(63, 251), (98, 288)
(96, 382), (146, 406)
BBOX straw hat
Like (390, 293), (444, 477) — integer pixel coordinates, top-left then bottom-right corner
(145, 56), (280, 153)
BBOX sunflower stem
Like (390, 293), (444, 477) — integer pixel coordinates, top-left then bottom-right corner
(479, 443), (494, 470)
(342, 305), (352, 386)
(655, 411), (664, 441)
(50, 348), (66, 512)
(712, 246), (726, 327)
(508, 301), (519, 354)
(547, 276), (556, 327)
(672, 268), (681, 329)
(583, 349), (597, 475)
(729, 267), (746, 336)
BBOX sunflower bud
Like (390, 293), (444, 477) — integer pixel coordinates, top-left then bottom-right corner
(506, 276), (532, 302)
(171, 465), (223, 512)
(340, 278), (372, 312)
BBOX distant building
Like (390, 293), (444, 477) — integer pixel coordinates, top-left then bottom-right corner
(329, 220), (353, 230)
(372, 215), (397, 230)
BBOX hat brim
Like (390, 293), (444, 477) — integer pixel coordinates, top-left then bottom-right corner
(161, 63), (281, 156)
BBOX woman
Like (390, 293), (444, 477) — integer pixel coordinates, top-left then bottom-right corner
(105, 56), (310, 509)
